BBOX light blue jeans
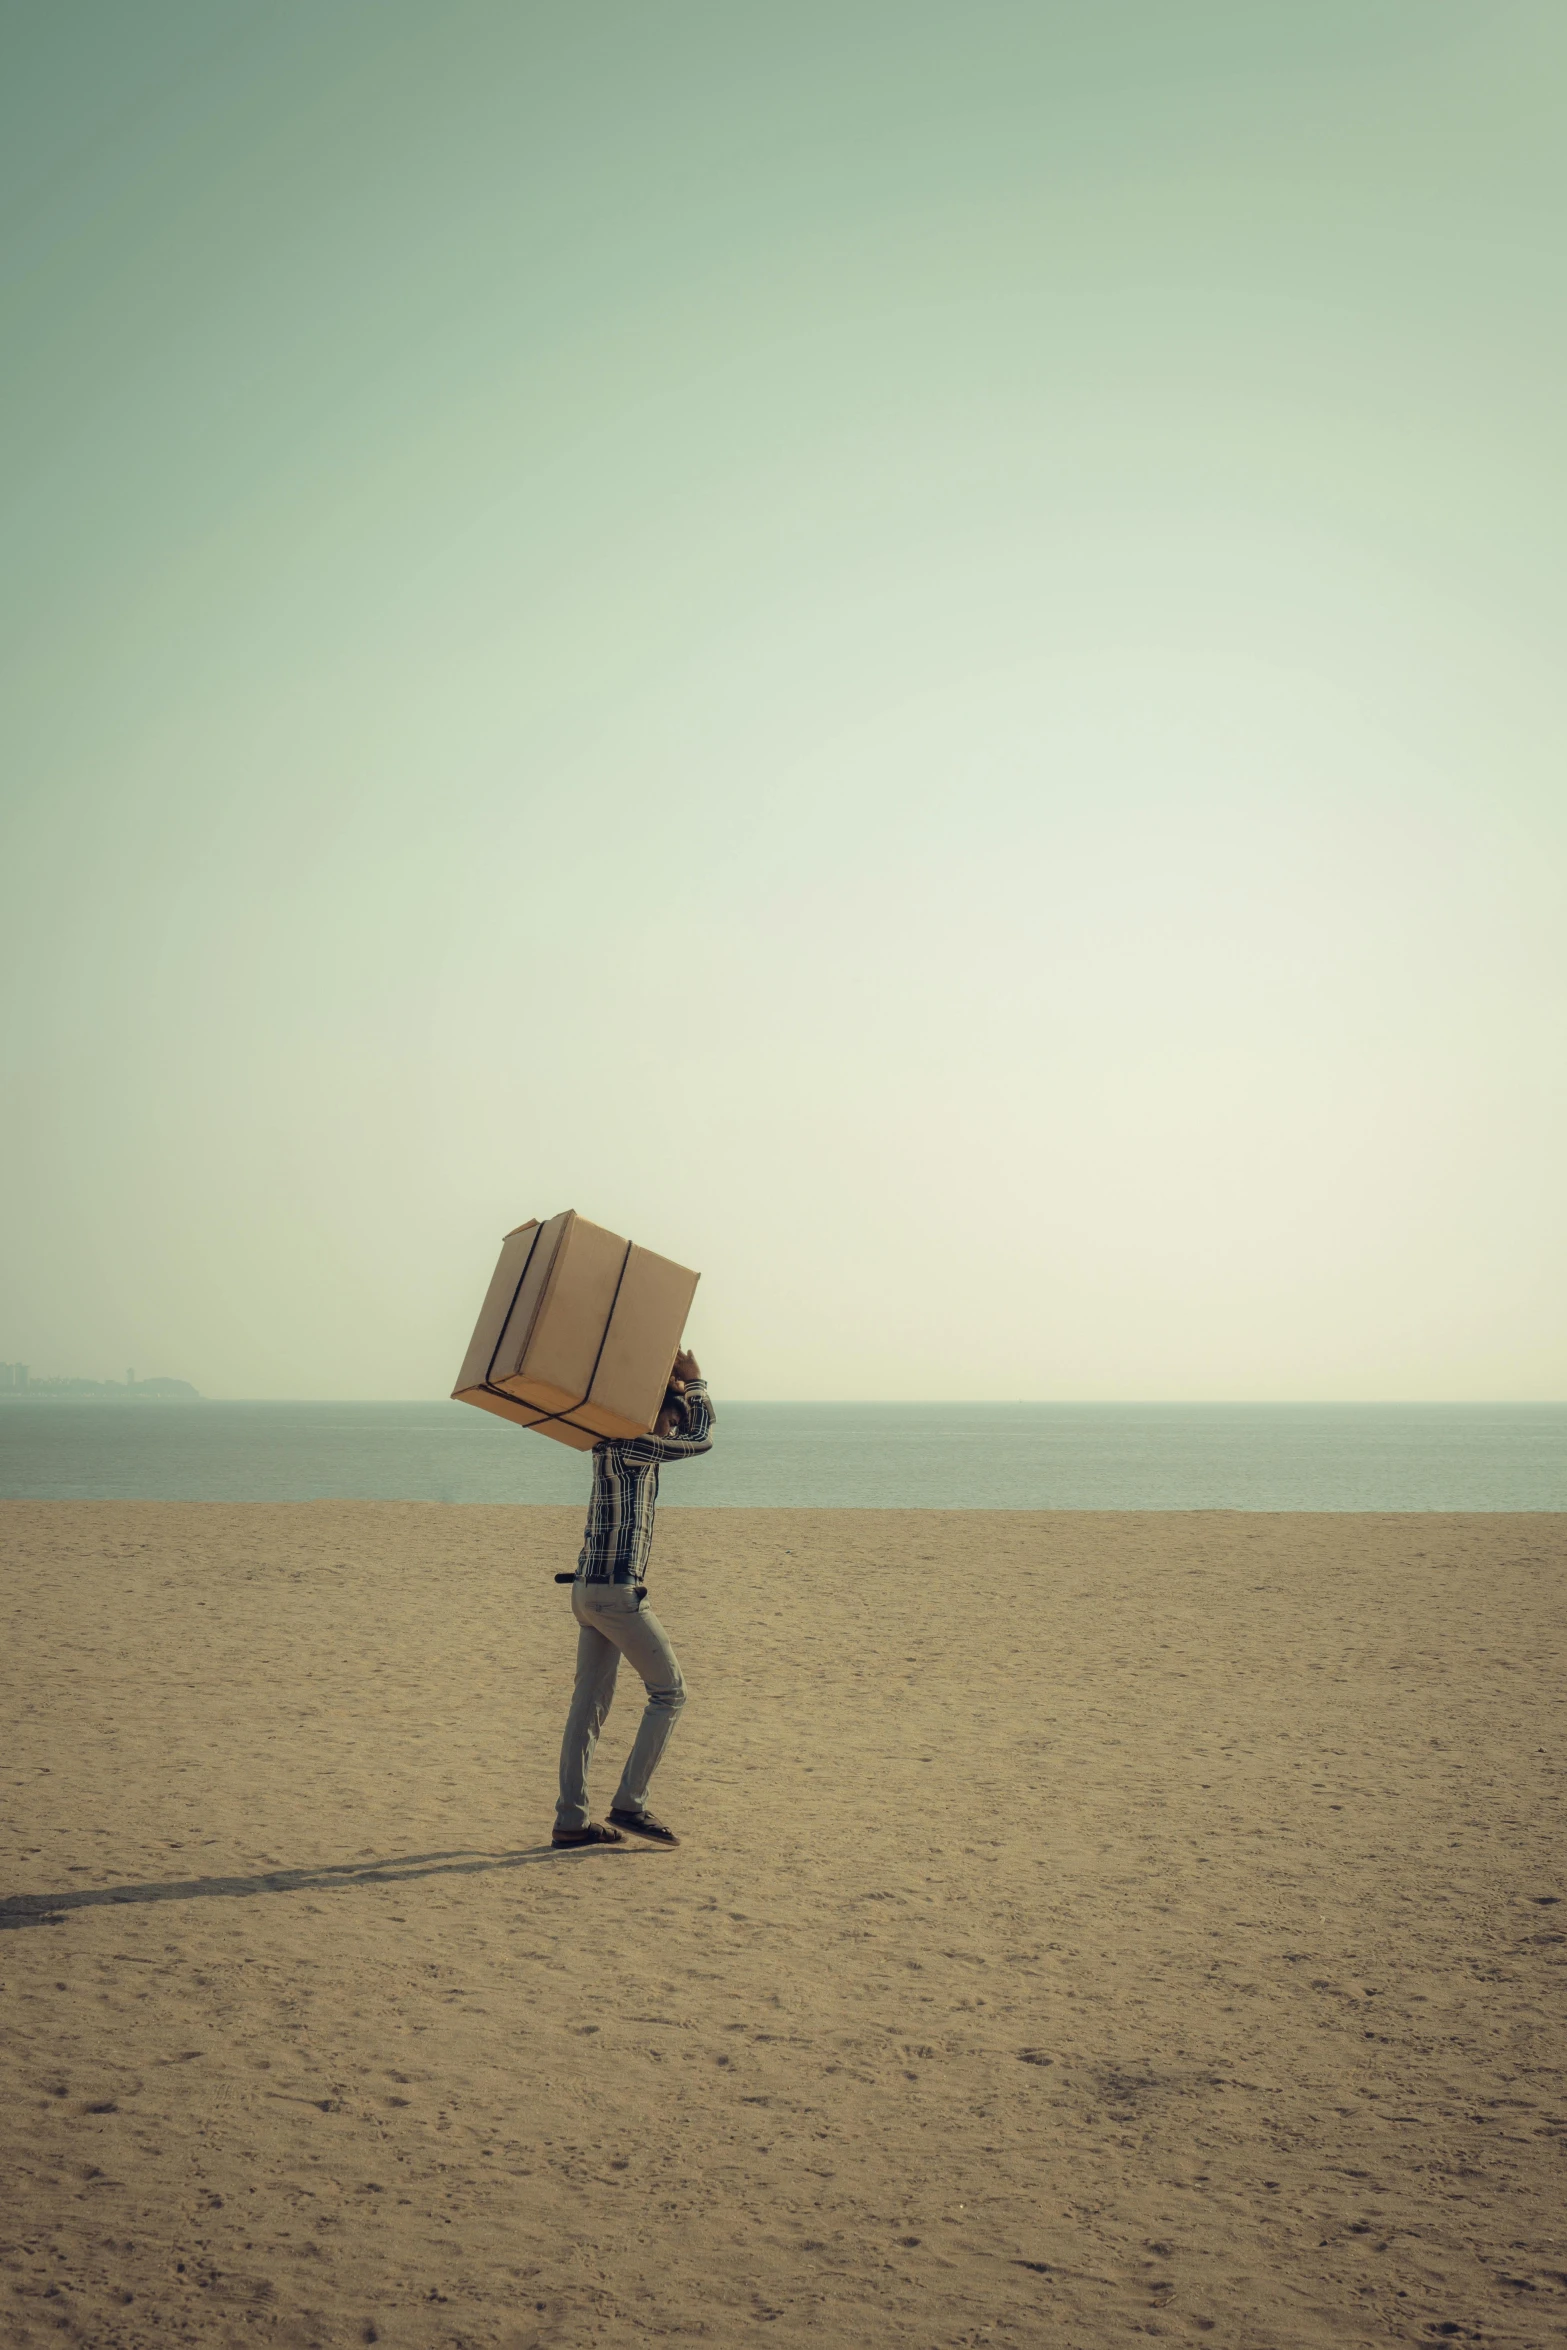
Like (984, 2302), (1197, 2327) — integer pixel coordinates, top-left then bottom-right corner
(555, 1581), (687, 1831)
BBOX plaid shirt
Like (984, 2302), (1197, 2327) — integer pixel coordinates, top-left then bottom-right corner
(577, 1381), (714, 1586)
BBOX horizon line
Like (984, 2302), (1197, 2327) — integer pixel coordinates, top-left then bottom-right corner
(8, 1394), (1564, 1410)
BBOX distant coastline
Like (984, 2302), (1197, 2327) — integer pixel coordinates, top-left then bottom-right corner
(0, 1369), (200, 1401)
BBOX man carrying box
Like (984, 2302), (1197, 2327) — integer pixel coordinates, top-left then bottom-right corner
(551, 1349), (713, 1849)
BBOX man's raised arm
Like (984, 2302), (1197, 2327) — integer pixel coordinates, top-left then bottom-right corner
(627, 1349), (715, 1461)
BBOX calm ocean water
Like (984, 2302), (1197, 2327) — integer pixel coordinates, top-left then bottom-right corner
(0, 1400), (1563, 1509)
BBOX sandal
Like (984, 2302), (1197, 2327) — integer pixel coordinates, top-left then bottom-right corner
(551, 1822), (625, 1848)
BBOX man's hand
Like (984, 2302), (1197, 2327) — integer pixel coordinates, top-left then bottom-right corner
(673, 1348), (701, 1385)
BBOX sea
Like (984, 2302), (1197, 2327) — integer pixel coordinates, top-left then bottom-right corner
(0, 1400), (1563, 1510)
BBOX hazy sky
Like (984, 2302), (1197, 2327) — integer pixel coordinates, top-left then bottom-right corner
(2, 2), (1563, 1401)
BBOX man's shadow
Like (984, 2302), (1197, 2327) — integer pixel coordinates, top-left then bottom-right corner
(1, 1841), (640, 1932)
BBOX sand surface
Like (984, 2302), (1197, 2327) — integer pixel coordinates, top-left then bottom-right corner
(2, 1503), (1564, 2349)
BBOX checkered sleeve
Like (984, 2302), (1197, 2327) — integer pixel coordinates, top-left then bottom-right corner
(621, 1380), (715, 1463)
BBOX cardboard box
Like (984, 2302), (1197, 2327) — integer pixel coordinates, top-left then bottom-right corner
(452, 1211), (700, 1451)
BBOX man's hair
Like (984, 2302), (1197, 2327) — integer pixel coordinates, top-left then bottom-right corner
(660, 1388), (687, 1432)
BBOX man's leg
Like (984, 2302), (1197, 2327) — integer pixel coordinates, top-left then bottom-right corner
(570, 1594), (687, 1818)
(555, 1603), (621, 1832)
(603, 1602), (687, 1818)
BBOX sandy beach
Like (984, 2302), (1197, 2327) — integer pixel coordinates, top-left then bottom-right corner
(2, 1502), (1563, 2349)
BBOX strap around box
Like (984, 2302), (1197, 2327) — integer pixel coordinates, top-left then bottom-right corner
(482, 1233), (636, 1441)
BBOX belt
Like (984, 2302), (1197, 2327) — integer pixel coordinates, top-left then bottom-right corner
(554, 1572), (647, 1604)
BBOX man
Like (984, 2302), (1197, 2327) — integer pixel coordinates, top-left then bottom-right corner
(551, 1347), (713, 1849)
